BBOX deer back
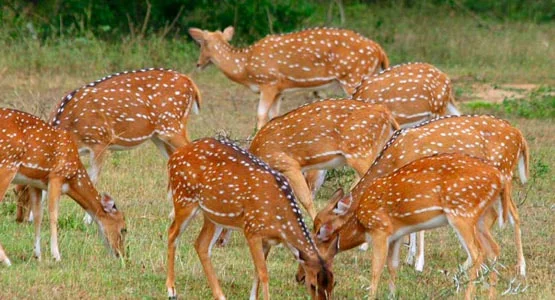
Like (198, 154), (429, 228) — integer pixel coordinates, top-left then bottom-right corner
(190, 27), (388, 92)
(168, 138), (319, 252)
(250, 99), (398, 168)
(351, 63), (453, 125)
(49, 68), (201, 148)
(0, 108), (82, 180)
(250, 28), (388, 88)
(364, 115), (527, 184)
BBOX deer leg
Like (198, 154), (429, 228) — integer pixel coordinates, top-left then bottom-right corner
(82, 147), (108, 225)
(386, 238), (402, 296)
(305, 170), (327, 199)
(257, 87), (280, 130)
(478, 217), (500, 299)
(283, 168), (317, 219)
(166, 203), (200, 299)
(195, 219), (226, 300)
(369, 232), (388, 299)
(247, 237), (271, 300)
(15, 185), (32, 223)
(268, 95), (282, 120)
(415, 231), (425, 272)
(0, 244), (10, 266)
(506, 188), (526, 277)
(47, 177), (63, 261)
(29, 188), (43, 260)
(448, 216), (483, 300)
(0, 169), (16, 266)
(158, 131), (190, 157)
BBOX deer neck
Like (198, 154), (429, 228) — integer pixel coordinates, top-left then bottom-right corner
(336, 215), (367, 252)
(209, 40), (249, 83)
(66, 170), (106, 219)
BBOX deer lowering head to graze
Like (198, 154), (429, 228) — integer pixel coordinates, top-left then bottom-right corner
(314, 114), (528, 275)
(249, 99), (399, 219)
(17, 68), (201, 223)
(166, 138), (334, 300)
(189, 26), (389, 129)
(351, 63), (460, 127)
(314, 153), (513, 299)
(0, 108), (126, 264)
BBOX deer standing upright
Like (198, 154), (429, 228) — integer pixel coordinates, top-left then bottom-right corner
(313, 153), (511, 299)
(249, 99), (399, 219)
(189, 26), (389, 128)
(313, 114), (528, 274)
(351, 62), (460, 127)
(17, 68), (201, 223)
(0, 108), (126, 264)
(166, 138), (334, 300)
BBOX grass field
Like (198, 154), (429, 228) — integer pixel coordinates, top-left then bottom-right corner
(0, 4), (554, 299)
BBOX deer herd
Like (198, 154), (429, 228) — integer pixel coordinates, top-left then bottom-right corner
(0, 26), (530, 299)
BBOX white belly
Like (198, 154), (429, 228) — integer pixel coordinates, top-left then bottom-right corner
(12, 173), (48, 190)
(389, 215), (448, 243)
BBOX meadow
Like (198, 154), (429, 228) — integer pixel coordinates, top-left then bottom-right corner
(0, 3), (554, 299)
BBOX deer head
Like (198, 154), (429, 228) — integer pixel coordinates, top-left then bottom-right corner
(97, 193), (127, 258)
(188, 26), (235, 70)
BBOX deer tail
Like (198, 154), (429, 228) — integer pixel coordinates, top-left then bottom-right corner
(518, 134), (530, 184)
(188, 77), (202, 115)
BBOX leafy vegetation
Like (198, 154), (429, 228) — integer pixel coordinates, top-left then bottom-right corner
(463, 87), (555, 119)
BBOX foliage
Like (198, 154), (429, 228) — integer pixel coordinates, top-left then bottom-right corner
(462, 87), (555, 119)
(1, 0), (315, 43)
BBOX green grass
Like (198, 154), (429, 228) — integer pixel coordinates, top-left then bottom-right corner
(1, 4), (554, 299)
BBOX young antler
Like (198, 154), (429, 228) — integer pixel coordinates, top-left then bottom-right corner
(249, 99), (399, 219)
(166, 138), (334, 300)
(351, 63), (460, 127)
(17, 68), (201, 223)
(189, 26), (389, 128)
(316, 153), (512, 299)
(0, 108), (126, 264)
(315, 114), (528, 275)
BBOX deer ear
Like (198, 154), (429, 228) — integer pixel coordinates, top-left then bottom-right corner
(333, 194), (352, 215)
(188, 28), (205, 43)
(101, 193), (117, 213)
(222, 26), (234, 41)
(317, 222), (334, 241)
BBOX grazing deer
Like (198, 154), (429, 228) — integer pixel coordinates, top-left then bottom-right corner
(249, 99), (399, 219)
(313, 114), (528, 275)
(314, 153), (511, 299)
(17, 68), (201, 223)
(166, 138), (334, 300)
(188, 26), (389, 129)
(351, 62), (460, 128)
(0, 108), (126, 264)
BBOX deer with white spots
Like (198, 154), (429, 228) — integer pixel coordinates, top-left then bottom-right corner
(0, 108), (126, 265)
(351, 62), (460, 128)
(249, 99), (399, 219)
(312, 114), (528, 275)
(166, 138), (334, 300)
(189, 26), (389, 129)
(17, 68), (201, 223)
(313, 153), (511, 299)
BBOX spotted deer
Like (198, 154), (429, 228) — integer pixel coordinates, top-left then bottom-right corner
(0, 108), (126, 265)
(313, 114), (528, 275)
(189, 26), (389, 129)
(17, 68), (201, 223)
(249, 99), (399, 219)
(351, 62), (460, 128)
(166, 138), (334, 300)
(313, 153), (511, 299)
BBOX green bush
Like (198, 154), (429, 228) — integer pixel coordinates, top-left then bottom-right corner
(462, 87), (555, 119)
